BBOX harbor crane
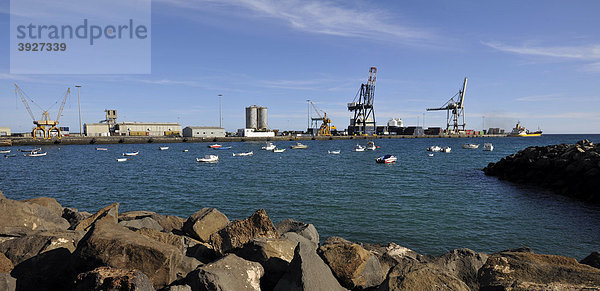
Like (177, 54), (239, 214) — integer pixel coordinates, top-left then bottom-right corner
(15, 83), (70, 139)
(348, 67), (377, 135)
(309, 101), (332, 136)
(426, 77), (468, 134)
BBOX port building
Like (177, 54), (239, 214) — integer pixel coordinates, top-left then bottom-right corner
(114, 122), (181, 136)
(183, 126), (225, 138)
(238, 105), (275, 137)
(84, 123), (110, 137)
(0, 127), (11, 136)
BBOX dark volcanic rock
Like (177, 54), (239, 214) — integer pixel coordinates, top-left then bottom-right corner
(62, 208), (92, 229)
(274, 242), (345, 291)
(209, 209), (279, 255)
(119, 210), (185, 233)
(318, 236), (385, 290)
(0, 197), (70, 233)
(363, 242), (430, 276)
(0, 273), (16, 291)
(11, 247), (75, 291)
(478, 251), (600, 290)
(119, 217), (164, 231)
(0, 253), (13, 273)
(183, 208), (229, 242)
(581, 251), (600, 269)
(236, 237), (297, 290)
(433, 248), (488, 290)
(484, 140), (600, 202)
(74, 218), (185, 289)
(275, 219), (320, 246)
(74, 202), (119, 231)
(22, 197), (64, 218)
(0, 230), (83, 266)
(185, 254), (263, 291)
(74, 266), (155, 291)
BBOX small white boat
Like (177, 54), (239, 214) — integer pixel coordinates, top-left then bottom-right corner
(197, 155), (219, 163)
(19, 148), (42, 153)
(272, 148), (285, 153)
(208, 144), (222, 149)
(25, 151), (47, 157)
(462, 143), (480, 149)
(159, 146), (169, 150)
(483, 143), (494, 151)
(428, 153), (434, 157)
(427, 146), (442, 152)
(0, 150), (11, 154)
(183, 149), (189, 152)
(366, 141), (376, 151)
(441, 146), (451, 153)
(262, 142), (276, 151)
(353, 144), (365, 152)
(95, 147), (108, 151)
(116, 158), (128, 162)
(233, 151), (253, 156)
(290, 142), (308, 149)
(376, 154), (397, 164)
(328, 150), (341, 154)
(122, 151), (139, 156)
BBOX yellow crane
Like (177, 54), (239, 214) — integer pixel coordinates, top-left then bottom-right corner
(309, 101), (333, 136)
(15, 84), (70, 139)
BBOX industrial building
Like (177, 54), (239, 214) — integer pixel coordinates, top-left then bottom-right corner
(84, 123), (110, 136)
(183, 126), (225, 138)
(114, 122), (181, 136)
(0, 127), (11, 136)
(238, 105), (275, 137)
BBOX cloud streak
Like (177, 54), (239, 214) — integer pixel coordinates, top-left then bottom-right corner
(483, 41), (600, 60)
(157, 0), (435, 44)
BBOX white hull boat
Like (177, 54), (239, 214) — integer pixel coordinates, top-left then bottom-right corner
(328, 150), (341, 154)
(0, 150), (11, 154)
(233, 151), (253, 156)
(366, 141), (376, 151)
(441, 146), (451, 153)
(116, 158), (128, 162)
(290, 143), (308, 149)
(197, 155), (219, 163)
(427, 146), (442, 152)
(353, 144), (365, 152)
(483, 143), (494, 151)
(376, 155), (397, 164)
(123, 151), (139, 156)
(159, 147), (169, 150)
(95, 147), (108, 151)
(262, 142), (276, 151)
(25, 152), (47, 157)
(462, 143), (480, 149)
(272, 148), (285, 153)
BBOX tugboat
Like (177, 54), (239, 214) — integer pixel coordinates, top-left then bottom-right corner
(509, 122), (542, 137)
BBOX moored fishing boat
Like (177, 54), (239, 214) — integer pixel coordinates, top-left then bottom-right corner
(366, 141), (376, 151)
(213, 146), (232, 150)
(196, 155), (219, 163)
(427, 146), (442, 152)
(272, 148), (285, 153)
(0, 150), (11, 154)
(116, 158), (128, 162)
(290, 142), (308, 149)
(25, 151), (47, 157)
(353, 144), (365, 152)
(95, 147), (108, 151)
(376, 154), (397, 164)
(159, 146), (169, 150)
(262, 142), (276, 151)
(441, 146), (451, 153)
(122, 151), (139, 156)
(233, 151), (253, 156)
(483, 143), (494, 151)
(328, 150), (341, 154)
(208, 144), (222, 148)
(19, 148), (42, 153)
(462, 143), (479, 149)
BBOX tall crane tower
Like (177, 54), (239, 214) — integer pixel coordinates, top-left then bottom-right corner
(15, 84), (70, 139)
(426, 77), (468, 134)
(309, 101), (332, 136)
(347, 67), (377, 135)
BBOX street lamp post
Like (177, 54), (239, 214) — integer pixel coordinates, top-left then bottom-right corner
(306, 99), (310, 133)
(75, 85), (82, 136)
(218, 94), (223, 128)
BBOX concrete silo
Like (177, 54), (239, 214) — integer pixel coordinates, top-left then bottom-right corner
(245, 106), (258, 130)
(257, 107), (268, 130)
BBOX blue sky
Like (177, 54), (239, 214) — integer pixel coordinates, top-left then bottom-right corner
(1, 0), (599, 133)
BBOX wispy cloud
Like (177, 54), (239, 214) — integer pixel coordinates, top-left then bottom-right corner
(157, 0), (436, 44)
(483, 41), (600, 60)
(137, 79), (200, 86)
(516, 94), (562, 102)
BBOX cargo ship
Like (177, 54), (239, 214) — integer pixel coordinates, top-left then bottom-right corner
(508, 122), (542, 137)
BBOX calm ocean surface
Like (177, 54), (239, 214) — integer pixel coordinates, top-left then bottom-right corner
(1, 134), (599, 259)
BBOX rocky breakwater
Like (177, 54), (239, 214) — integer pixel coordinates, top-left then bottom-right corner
(1, 190), (600, 290)
(484, 139), (600, 202)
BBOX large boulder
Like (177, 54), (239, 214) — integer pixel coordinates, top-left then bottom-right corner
(74, 266), (155, 291)
(433, 248), (488, 290)
(282, 232), (318, 250)
(0, 253), (13, 273)
(0, 273), (16, 291)
(478, 251), (600, 290)
(0, 197), (70, 233)
(136, 228), (186, 253)
(363, 242), (428, 275)
(74, 202), (119, 231)
(209, 209), (279, 255)
(318, 237), (385, 290)
(581, 251), (600, 269)
(74, 218), (185, 289)
(274, 242), (345, 291)
(11, 247), (75, 291)
(23, 197), (64, 218)
(275, 219), (319, 246)
(62, 208), (92, 229)
(120, 217), (164, 232)
(377, 259), (470, 291)
(119, 211), (185, 233)
(183, 208), (229, 242)
(185, 254), (263, 291)
(236, 237), (298, 290)
(0, 230), (83, 265)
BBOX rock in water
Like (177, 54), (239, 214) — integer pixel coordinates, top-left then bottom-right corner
(0, 197), (70, 233)
(186, 254), (263, 291)
(209, 209), (279, 255)
(276, 219), (320, 246)
(581, 251), (600, 269)
(478, 251), (600, 290)
(74, 218), (184, 289)
(318, 237), (385, 290)
(74, 266), (154, 291)
(274, 242), (345, 291)
(182, 208), (229, 242)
